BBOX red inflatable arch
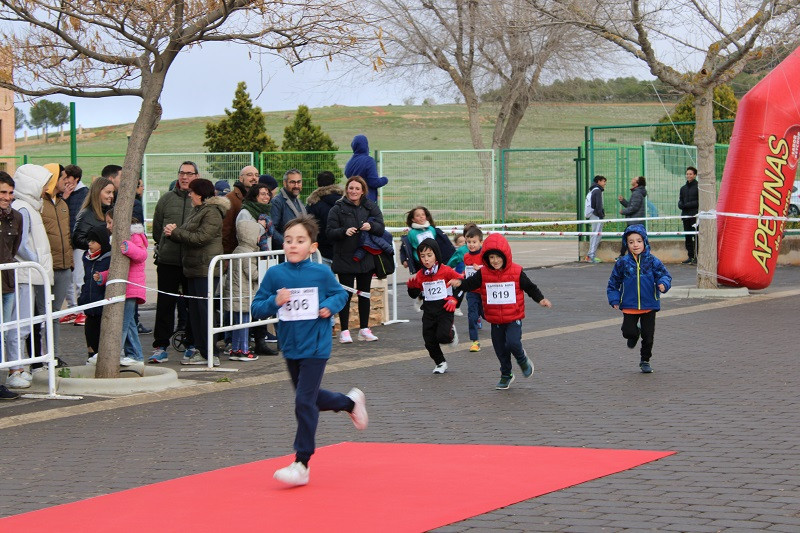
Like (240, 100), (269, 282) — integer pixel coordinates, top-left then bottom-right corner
(717, 47), (800, 289)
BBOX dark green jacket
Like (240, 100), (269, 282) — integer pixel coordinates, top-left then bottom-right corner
(152, 188), (193, 266)
(168, 196), (230, 278)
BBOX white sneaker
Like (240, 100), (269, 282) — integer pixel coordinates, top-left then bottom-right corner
(86, 354), (98, 365)
(413, 297), (423, 313)
(273, 461), (309, 486)
(433, 362), (448, 374)
(7, 372), (31, 389)
(119, 357), (138, 367)
(357, 328), (378, 342)
(454, 308), (464, 316)
(339, 330), (353, 344)
(19, 370), (33, 382)
(450, 324), (459, 346)
(346, 387), (368, 430)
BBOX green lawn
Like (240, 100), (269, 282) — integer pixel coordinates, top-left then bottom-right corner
(11, 102), (669, 165)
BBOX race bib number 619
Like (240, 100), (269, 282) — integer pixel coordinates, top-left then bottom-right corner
(486, 282), (515, 305)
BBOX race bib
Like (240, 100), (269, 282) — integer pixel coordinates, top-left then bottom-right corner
(416, 230), (434, 244)
(422, 280), (448, 301)
(277, 287), (319, 321)
(464, 265), (476, 278)
(486, 282), (516, 305)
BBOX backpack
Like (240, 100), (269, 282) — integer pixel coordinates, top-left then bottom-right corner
(584, 189), (594, 218)
(373, 250), (396, 279)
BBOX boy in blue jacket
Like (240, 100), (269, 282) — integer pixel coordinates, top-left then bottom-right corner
(251, 215), (368, 486)
(607, 224), (672, 373)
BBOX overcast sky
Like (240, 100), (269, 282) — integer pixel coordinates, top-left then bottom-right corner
(16, 42), (418, 132)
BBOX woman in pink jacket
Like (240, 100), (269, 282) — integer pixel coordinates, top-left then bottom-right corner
(97, 219), (148, 365)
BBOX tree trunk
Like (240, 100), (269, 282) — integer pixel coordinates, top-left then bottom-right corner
(461, 90), (494, 220)
(95, 75), (165, 378)
(694, 86), (718, 289)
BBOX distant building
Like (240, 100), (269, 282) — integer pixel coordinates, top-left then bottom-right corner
(0, 54), (16, 174)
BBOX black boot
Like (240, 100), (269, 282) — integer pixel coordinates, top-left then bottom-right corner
(254, 338), (278, 356)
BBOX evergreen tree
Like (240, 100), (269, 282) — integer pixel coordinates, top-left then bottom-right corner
(14, 106), (27, 132)
(204, 82), (277, 153)
(652, 84), (738, 145)
(281, 105), (337, 151)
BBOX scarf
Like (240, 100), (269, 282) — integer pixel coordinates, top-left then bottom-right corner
(280, 188), (307, 218)
(411, 222), (430, 230)
(423, 263), (440, 276)
(242, 200), (270, 220)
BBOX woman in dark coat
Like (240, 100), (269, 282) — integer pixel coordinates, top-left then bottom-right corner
(327, 176), (385, 343)
(72, 177), (115, 250)
(163, 178), (230, 364)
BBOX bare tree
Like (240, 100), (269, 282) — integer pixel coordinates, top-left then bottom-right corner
(375, 0), (608, 215)
(530, 0), (800, 288)
(0, 0), (370, 377)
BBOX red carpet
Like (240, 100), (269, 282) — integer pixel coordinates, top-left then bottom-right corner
(1, 442), (673, 532)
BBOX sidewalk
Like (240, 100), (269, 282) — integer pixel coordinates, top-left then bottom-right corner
(1, 251), (798, 530)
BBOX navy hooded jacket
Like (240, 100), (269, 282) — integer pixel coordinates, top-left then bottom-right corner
(344, 135), (388, 202)
(607, 224), (672, 311)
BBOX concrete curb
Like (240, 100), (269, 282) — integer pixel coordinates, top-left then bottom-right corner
(29, 365), (186, 396)
(662, 285), (750, 299)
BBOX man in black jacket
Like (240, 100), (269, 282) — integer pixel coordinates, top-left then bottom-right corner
(678, 166), (699, 264)
(306, 171), (343, 265)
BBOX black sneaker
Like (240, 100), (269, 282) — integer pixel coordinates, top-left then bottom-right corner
(137, 323), (153, 334)
(639, 361), (653, 373)
(518, 354), (534, 378)
(0, 385), (20, 401)
(681, 258), (693, 264)
(496, 374), (515, 390)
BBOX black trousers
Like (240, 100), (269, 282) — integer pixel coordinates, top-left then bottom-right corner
(682, 215), (697, 259)
(152, 263), (194, 349)
(621, 311), (656, 361)
(337, 272), (373, 330)
(84, 314), (101, 355)
(421, 306), (454, 365)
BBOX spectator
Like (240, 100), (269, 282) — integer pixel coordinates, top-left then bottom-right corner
(11, 164), (54, 385)
(327, 176), (385, 343)
(148, 162), (198, 364)
(270, 169), (307, 250)
(344, 134), (388, 202)
(236, 183), (274, 254)
(306, 170), (343, 265)
(62, 164), (88, 325)
(617, 176), (648, 258)
(0, 171), (23, 398)
(221, 165), (259, 254)
(583, 175), (607, 263)
(214, 180), (231, 197)
(41, 163), (75, 352)
(679, 166), (699, 264)
(102, 164), (144, 225)
(73, 177), (115, 252)
(259, 174), (279, 197)
(163, 178), (230, 366)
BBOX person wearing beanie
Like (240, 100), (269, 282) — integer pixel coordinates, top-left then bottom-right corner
(259, 174), (279, 196)
(306, 170), (343, 263)
(214, 180), (231, 197)
(78, 225), (112, 364)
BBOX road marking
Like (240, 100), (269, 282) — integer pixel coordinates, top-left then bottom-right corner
(2, 288), (797, 430)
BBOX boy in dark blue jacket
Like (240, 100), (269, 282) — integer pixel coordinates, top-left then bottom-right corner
(607, 224), (672, 373)
(251, 215), (368, 486)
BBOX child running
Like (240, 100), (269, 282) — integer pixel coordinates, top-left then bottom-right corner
(447, 224), (484, 352)
(250, 215), (367, 486)
(401, 206), (455, 312)
(78, 226), (112, 364)
(407, 238), (463, 374)
(450, 233), (551, 389)
(606, 224), (671, 373)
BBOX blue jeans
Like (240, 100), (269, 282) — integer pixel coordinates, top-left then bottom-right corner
(2, 292), (20, 372)
(490, 320), (526, 376)
(466, 292), (483, 341)
(285, 358), (353, 464)
(122, 298), (143, 361)
(231, 311), (249, 353)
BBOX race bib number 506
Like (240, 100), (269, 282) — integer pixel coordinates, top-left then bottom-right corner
(278, 287), (319, 321)
(486, 282), (515, 305)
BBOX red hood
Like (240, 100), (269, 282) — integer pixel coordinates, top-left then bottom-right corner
(481, 233), (513, 271)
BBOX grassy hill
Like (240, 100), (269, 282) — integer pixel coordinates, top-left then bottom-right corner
(12, 102), (669, 163)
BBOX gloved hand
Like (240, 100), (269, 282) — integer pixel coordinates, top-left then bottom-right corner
(443, 296), (457, 313)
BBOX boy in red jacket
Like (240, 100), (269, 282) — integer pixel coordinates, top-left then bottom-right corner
(407, 238), (463, 374)
(450, 233), (552, 389)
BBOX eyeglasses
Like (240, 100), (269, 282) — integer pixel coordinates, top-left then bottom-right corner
(178, 171), (198, 177)
(287, 180), (302, 185)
